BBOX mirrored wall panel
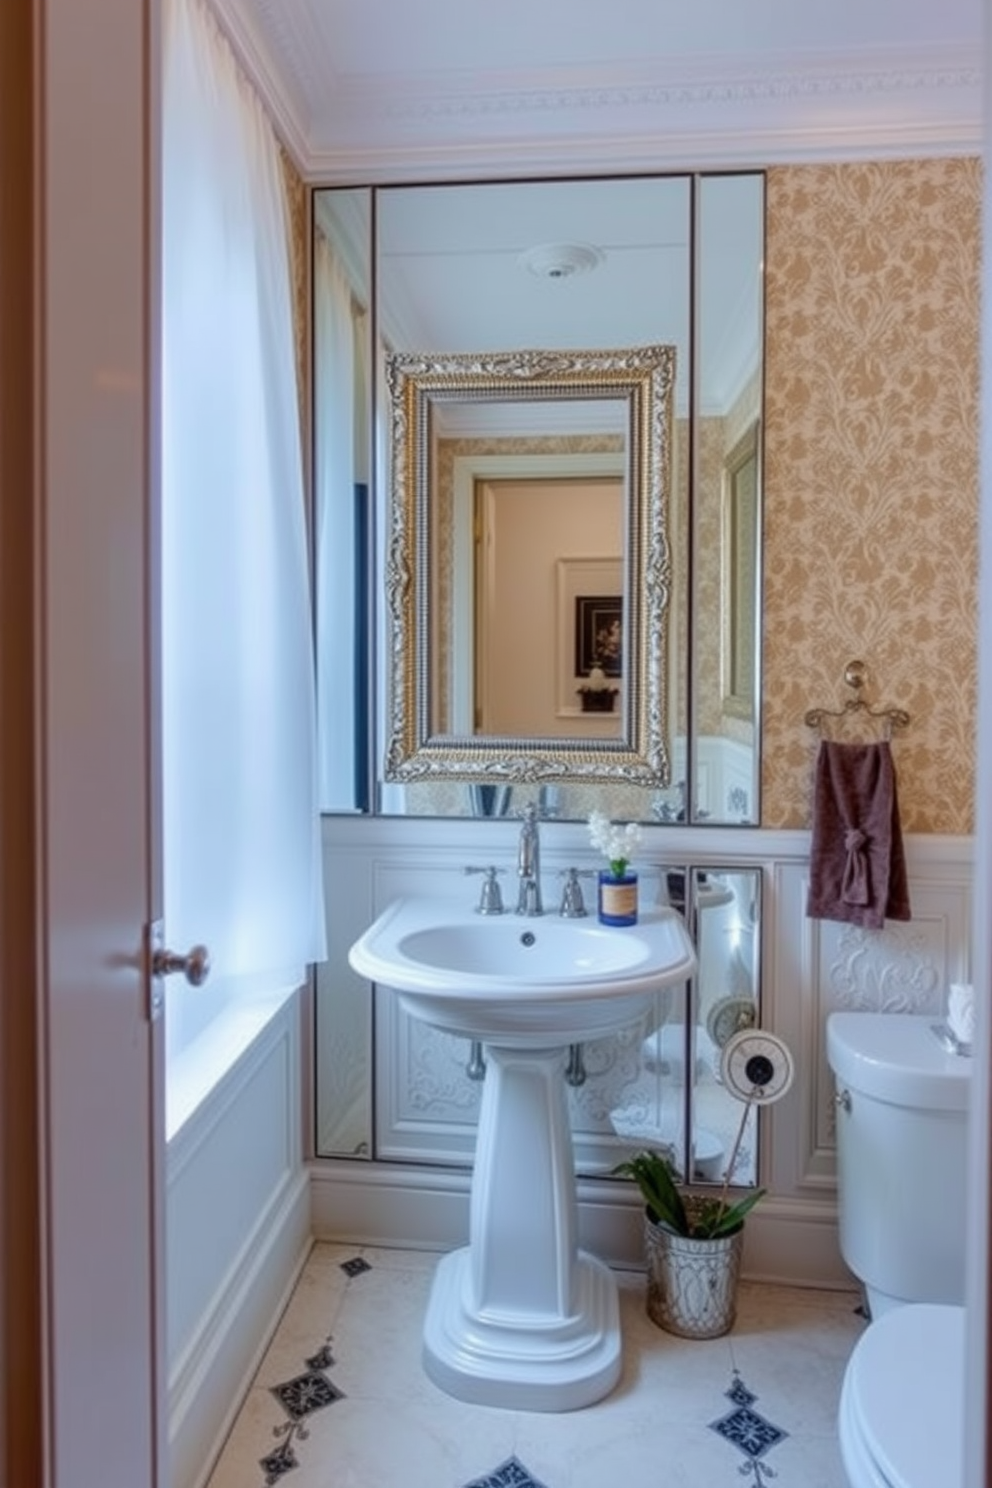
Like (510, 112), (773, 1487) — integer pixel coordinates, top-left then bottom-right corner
(313, 173), (764, 824)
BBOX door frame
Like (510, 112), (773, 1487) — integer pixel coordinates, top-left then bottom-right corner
(1, 1), (166, 1483)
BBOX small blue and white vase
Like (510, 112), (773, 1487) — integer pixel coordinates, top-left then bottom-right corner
(598, 870), (638, 926)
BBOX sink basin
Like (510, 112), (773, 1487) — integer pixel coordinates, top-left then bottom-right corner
(348, 897), (696, 1044)
(348, 893), (697, 1411)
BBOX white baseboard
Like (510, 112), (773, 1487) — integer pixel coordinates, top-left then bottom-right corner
(308, 1158), (853, 1290)
(168, 1169), (312, 1488)
(742, 1196), (858, 1291)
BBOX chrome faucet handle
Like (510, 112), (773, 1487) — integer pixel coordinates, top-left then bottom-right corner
(465, 865), (505, 915)
(558, 867), (593, 918)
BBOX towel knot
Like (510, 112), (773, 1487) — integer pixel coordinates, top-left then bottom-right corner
(842, 827), (869, 905)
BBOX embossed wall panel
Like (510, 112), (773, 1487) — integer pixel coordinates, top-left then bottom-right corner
(765, 852), (972, 1195)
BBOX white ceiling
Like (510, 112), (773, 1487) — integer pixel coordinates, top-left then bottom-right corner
(210, 0), (983, 181)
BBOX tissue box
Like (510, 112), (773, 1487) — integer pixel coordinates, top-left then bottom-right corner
(947, 983), (975, 1051)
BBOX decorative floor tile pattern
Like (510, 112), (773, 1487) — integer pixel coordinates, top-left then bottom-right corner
(205, 1243), (864, 1488)
(261, 1337), (345, 1486)
(710, 1370), (788, 1483)
(464, 1457), (549, 1488)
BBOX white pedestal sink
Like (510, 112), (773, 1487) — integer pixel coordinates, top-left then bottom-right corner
(349, 896), (696, 1411)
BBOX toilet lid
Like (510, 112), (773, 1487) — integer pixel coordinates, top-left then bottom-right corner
(848, 1304), (964, 1488)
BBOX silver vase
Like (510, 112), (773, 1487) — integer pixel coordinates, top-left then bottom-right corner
(643, 1204), (744, 1339)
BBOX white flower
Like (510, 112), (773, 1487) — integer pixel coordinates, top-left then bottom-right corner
(587, 810), (642, 879)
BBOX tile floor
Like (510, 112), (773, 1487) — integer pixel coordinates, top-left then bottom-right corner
(205, 1242), (864, 1488)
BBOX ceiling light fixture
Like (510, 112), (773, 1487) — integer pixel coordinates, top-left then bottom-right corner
(518, 242), (604, 280)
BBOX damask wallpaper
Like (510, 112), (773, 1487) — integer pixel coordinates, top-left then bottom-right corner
(762, 158), (980, 834)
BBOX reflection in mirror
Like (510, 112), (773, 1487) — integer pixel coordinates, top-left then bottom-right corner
(311, 172), (764, 822)
(383, 344), (676, 785)
(438, 436), (626, 739)
(607, 865), (761, 1189)
(691, 175), (764, 824)
(313, 187), (373, 813)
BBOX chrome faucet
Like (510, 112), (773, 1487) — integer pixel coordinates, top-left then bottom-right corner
(516, 802), (543, 916)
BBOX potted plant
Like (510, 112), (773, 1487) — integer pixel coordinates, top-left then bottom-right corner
(587, 810), (642, 925)
(612, 1145), (766, 1339)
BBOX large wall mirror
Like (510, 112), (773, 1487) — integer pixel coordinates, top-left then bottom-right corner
(313, 172), (764, 824)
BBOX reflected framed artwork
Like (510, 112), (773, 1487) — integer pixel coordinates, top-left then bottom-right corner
(575, 596), (623, 677)
(554, 556), (623, 719)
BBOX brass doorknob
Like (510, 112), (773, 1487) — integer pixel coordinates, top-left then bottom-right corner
(152, 943), (211, 987)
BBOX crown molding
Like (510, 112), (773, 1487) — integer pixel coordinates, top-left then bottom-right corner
(206, 3), (981, 184)
(357, 50), (979, 124)
(298, 117), (981, 187)
(209, 0), (312, 167)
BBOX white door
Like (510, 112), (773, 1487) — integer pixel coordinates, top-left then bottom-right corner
(37, 0), (167, 1481)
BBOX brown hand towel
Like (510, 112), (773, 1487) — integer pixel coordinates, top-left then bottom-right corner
(806, 740), (911, 928)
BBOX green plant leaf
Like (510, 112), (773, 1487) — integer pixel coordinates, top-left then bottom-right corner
(612, 1148), (689, 1234)
(613, 1147), (765, 1239)
(707, 1187), (766, 1237)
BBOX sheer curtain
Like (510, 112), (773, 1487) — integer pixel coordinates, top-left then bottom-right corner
(162, 0), (325, 1091)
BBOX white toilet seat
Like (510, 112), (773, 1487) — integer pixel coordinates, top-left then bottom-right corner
(839, 1303), (964, 1488)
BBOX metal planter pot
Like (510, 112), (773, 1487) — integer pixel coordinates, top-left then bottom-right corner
(643, 1204), (744, 1339)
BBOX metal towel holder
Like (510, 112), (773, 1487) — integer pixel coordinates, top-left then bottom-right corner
(804, 659), (910, 738)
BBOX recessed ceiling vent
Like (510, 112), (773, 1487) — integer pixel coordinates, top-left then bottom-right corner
(518, 242), (604, 280)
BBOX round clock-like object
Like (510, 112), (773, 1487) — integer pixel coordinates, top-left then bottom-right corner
(705, 995), (756, 1048)
(719, 1029), (795, 1105)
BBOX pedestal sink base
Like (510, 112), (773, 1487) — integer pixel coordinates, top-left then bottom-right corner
(423, 1246), (621, 1411)
(348, 900), (698, 1413)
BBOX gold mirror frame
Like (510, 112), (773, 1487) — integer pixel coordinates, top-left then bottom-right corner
(384, 344), (676, 785)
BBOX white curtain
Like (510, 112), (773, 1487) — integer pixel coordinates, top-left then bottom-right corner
(314, 231), (361, 810)
(162, 0), (326, 1008)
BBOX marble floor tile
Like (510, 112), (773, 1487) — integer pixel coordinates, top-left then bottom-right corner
(204, 1245), (859, 1488)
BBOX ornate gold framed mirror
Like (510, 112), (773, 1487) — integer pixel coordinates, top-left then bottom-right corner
(384, 343), (676, 785)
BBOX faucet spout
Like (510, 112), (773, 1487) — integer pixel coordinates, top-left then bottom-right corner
(516, 802), (543, 915)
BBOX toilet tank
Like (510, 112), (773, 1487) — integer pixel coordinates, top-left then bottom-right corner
(826, 1011), (971, 1317)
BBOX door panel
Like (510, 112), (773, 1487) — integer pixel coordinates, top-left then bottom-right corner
(40, 0), (164, 1482)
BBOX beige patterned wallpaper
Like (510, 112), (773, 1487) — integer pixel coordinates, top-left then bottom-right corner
(762, 158), (980, 834)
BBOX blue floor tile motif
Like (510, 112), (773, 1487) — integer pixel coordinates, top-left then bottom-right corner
(261, 1340), (344, 1486)
(463, 1457), (549, 1488)
(710, 1370), (788, 1484)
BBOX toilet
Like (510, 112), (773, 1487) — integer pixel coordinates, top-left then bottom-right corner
(827, 1012), (971, 1488)
(826, 1010), (971, 1316)
(838, 1302), (964, 1488)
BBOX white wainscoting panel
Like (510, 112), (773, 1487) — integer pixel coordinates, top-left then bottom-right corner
(766, 843), (973, 1201)
(167, 996), (311, 1488)
(313, 816), (973, 1289)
